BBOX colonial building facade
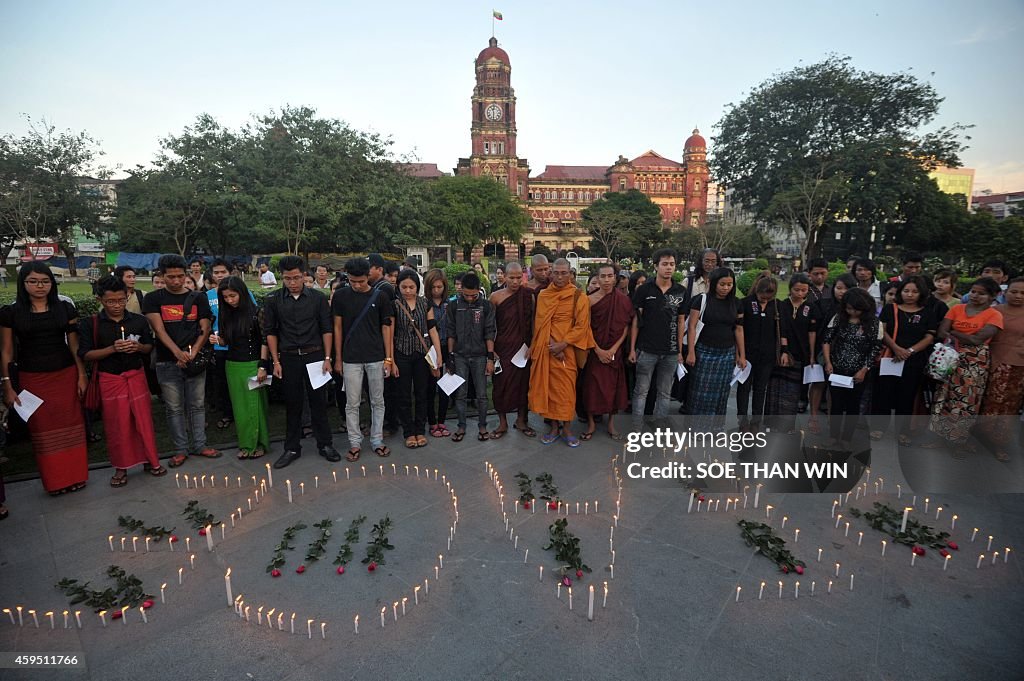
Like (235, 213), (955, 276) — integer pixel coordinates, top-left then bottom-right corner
(454, 37), (710, 259)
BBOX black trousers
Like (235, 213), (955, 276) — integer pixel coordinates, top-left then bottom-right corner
(736, 357), (775, 424)
(213, 350), (233, 419)
(280, 352), (332, 454)
(830, 381), (867, 442)
(395, 351), (431, 437)
(428, 346), (451, 426)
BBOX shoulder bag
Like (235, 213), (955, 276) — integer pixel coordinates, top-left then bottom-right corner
(397, 299), (437, 370)
(83, 314), (103, 411)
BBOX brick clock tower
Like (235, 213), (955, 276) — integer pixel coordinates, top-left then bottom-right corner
(456, 37), (529, 198)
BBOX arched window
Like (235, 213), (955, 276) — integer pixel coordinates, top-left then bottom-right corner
(619, 178), (626, 190)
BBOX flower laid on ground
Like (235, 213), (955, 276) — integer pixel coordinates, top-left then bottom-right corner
(367, 562), (377, 572)
(336, 566), (345, 575)
(117, 515), (174, 542)
(737, 520), (806, 574)
(948, 542), (959, 551)
(333, 516), (367, 570)
(266, 522), (307, 576)
(56, 566), (152, 612)
(362, 516), (395, 568)
(271, 569), (281, 578)
(848, 502), (952, 550)
(295, 565), (306, 574)
(544, 518), (591, 580)
(305, 519), (333, 564)
(181, 500), (219, 530)
(515, 472), (536, 506)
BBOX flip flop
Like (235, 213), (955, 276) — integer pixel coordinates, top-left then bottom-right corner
(236, 450), (252, 460)
(563, 435), (581, 448)
(110, 470), (128, 487)
(217, 418), (234, 429)
(490, 429), (508, 440)
(167, 454), (188, 468)
(251, 449), (267, 459)
(374, 446), (391, 458)
(579, 431), (594, 441)
(149, 465), (168, 477)
(541, 432), (560, 445)
(452, 431), (466, 442)
(416, 435), (428, 447)
(346, 448), (361, 462)
(477, 431), (490, 441)
(514, 424), (537, 438)
(607, 431), (624, 441)
(405, 436), (419, 449)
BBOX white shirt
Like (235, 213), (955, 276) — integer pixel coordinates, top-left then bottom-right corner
(259, 270), (277, 289)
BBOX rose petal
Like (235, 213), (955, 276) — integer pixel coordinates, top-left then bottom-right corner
(169, 536), (178, 543)
(562, 576), (572, 587)
(523, 501), (531, 509)
(368, 562), (376, 572)
(111, 611), (122, 619)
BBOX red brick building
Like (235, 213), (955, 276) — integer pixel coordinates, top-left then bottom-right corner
(452, 37), (709, 260)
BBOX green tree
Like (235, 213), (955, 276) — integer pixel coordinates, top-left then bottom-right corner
(581, 189), (664, 261)
(712, 56), (970, 261)
(116, 167), (208, 256)
(423, 175), (527, 252)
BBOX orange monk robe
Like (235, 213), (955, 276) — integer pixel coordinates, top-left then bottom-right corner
(529, 285), (594, 421)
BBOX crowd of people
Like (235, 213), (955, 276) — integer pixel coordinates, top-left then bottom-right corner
(0, 248), (1021, 521)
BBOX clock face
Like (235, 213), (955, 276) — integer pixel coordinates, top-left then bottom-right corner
(485, 103), (502, 121)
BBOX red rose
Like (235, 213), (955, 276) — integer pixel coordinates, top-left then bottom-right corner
(271, 569), (281, 577)
(111, 610), (122, 620)
(336, 566), (345, 575)
(549, 501), (558, 510)
(562, 576), (572, 587)
(142, 600), (154, 609)
(912, 546), (926, 556)
(296, 565), (305, 574)
(795, 565), (804, 575)
(947, 542), (958, 551)
(198, 528), (206, 536)
(576, 569), (583, 578)
(169, 536), (178, 543)
(698, 495), (706, 502)
(368, 562), (377, 572)
(939, 549), (950, 558)
(781, 565), (789, 573)
(523, 501), (531, 510)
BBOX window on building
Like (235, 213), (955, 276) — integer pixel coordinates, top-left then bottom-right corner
(498, 142), (505, 154)
(484, 141), (490, 155)
(567, 190), (574, 201)
(694, 179), (701, 192)
(619, 178), (626, 190)
(517, 181), (524, 196)
(544, 191), (551, 200)
(561, 221), (574, 232)
(690, 212), (700, 227)
(640, 181), (647, 191)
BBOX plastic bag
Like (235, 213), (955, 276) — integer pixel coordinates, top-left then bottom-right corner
(926, 342), (960, 380)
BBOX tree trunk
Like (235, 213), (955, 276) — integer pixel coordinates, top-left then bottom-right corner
(61, 243), (78, 277)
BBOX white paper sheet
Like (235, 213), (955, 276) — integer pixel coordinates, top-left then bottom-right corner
(676, 362), (687, 380)
(247, 375), (272, 390)
(879, 358), (904, 377)
(436, 372), (465, 396)
(305, 361), (332, 389)
(511, 343), (529, 368)
(803, 364), (825, 384)
(13, 389), (43, 422)
(427, 346), (439, 369)
(829, 374), (855, 388)
(730, 362), (752, 386)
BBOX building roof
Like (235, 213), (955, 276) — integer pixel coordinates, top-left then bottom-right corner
(629, 150), (683, 170)
(685, 128), (706, 150)
(397, 163), (446, 179)
(477, 37), (510, 66)
(533, 165), (608, 181)
(972, 192), (1024, 205)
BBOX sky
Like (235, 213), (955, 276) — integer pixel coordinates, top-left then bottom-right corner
(2, 0), (1022, 193)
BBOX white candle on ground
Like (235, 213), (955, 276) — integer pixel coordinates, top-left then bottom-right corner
(132, 536), (138, 552)
(190, 553), (196, 570)
(278, 612), (284, 630)
(935, 506), (942, 521)
(539, 566), (544, 582)
(857, 532), (863, 546)
(778, 581), (783, 599)
(603, 582), (608, 608)
(758, 581), (765, 600)
(782, 516), (788, 529)
(977, 554), (984, 569)
(435, 566), (439, 579)
(911, 552), (917, 567)
(568, 587), (573, 610)
(835, 514), (842, 529)
(795, 582), (799, 599)
(62, 610), (68, 628)
(206, 525), (214, 552)
(354, 615), (359, 634)
(121, 537), (126, 551)
(414, 586), (420, 605)
(161, 583), (166, 604)
(951, 514), (957, 530)
(735, 586), (742, 603)
(140, 606), (148, 624)
(439, 554), (443, 569)
(108, 535), (114, 551)
(844, 522), (850, 537)
(332, 471), (337, 483)
(225, 568), (233, 606)
(588, 585), (595, 620)
(944, 555), (951, 571)
(300, 482), (304, 495)
(425, 579), (429, 595)
(794, 529), (800, 543)
(766, 505), (773, 520)
(286, 480), (293, 503)
(924, 498), (929, 514)
(992, 553), (998, 565)
(835, 562), (840, 577)
(266, 609), (275, 629)
(221, 523), (225, 540)
(185, 537), (191, 552)
(900, 507), (911, 533)
(175, 473), (180, 488)
(291, 613), (296, 634)
(524, 549), (529, 563)
(120, 606), (128, 625)
(178, 568), (183, 584)
(849, 574), (854, 591)
(882, 541), (887, 557)
(972, 528), (979, 542)
(754, 484), (761, 508)
(402, 597), (408, 616)
(817, 548), (823, 562)
(346, 468), (350, 479)
(828, 580), (833, 594)
(321, 622), (326, 639)
(611, 564), (614, 579)
(1005, 548), (1012, 563)
(987, 536), (993, 551)
(98, 610), (107, 627)
(308, 618), (314, 639)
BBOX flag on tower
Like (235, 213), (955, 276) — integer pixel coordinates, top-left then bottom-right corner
(493, 10), (503, 20)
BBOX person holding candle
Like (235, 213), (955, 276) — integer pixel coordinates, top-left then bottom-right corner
(768, 273), (816, 432)
(143, 254), (219, 468)
(490, 262), (536, 440)
(205, 258), (237, 432)
(581, 263), (634, 441)
(0, 262), (89, 495)
(923, 277), (1004, 456)
(684, 267), (746, 427)
(978, 277), (1024, 461)
(213, 276), (271, 460)
(79, 275), (166, 486)
(822, 287), (883, 448)
(392, 269), (443, 449)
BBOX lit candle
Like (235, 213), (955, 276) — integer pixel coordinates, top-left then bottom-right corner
(715, 499), (720, 512)
(435, 565), (439, 579)
(291, 613), (296, 634)
(849, 574), (854, 591)
(539, 566), (544, 582)
(140, 606), (148, 624)
(911, 552), (917, 567)
(401, 597), (408, 616)
(225, 568), (233, 606)
(46, 611), (55, 629)
(586, 502), (590, 515)
(766, 505), (773, 520)
(120, 606), (128, 625)
(221, 523), (225, 540)
(206, 525), (214, 552)
(266, 608), (275, 629)
(524, 549), (529, 563)
(972, 528), (979, 542)
(201, 474), (206, 488)
(237, 476), (241, 487)
(346, 468), (350, 479)
(278, 612), (284, 630)
(62, 610), (68, 629)
(185, 537), (191, 552)
(754, 483), (761, 508)
(257, 606), (264, 625)
(300, 482), (305, 496)
(794, 529), (800, 543)
(332, 471), (337, 483)
(778, 581), (783, 599)
(354, 615), (359, 634)
(835, 562), (840, 577)
(992, 553), (998, 565)
(603, 582), (609, 608)
(224, 476), (228, 487)
(161, 583), (167, 604)
(817, 548), (823, 562)
(175, 473), (180, 488)
(943, 555), (951, 571)
(244, 607), (250, 622)
(414, 585), (421, 605)
(286, 480), (293, 503)
(835, 513), (842, 529)
(735, 586), (742, 603)
(881, 540), (887, 557)
(321, 622), (326, 639)
(568, 587), (573, 610)
(425, 579), (429, 595)
(794, 582), (799, 599)
(977, 554), (984, 569)
(987, 536), (993, 551)
(900, 507), (911, 534)
(611, 564), (614, 579)
(758, 581), (765, 600)
(811, 581), (816, 596)
(145, 536), (152, 552)
(781, 516), (788, 529)
(439, 554), (443, 569)
(935, 506), (942, 521)
(924, 497), (929, 514)
(827, 580), (833, 594)
(1005, 548), (1012, 564)
(190, 553), (196, 570)
(594, 500), (598, 513)
(857, 531), (863, 546)
(265, 462), (273, 488)
(951, 514), (958, 530)
(178, 567), (183, 585)
(844, 522), (850, 537)
(132, 536), (138, 552)
(98, 610), (107, 627)
(380, 608), (386, 628)
(697, 500), (702, 513)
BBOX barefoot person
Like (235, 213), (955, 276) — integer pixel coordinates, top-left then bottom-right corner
(581, 263), (633, 440)
(530, 258), (594, 447)
(490, 262), (535, 439)
(79, 275), (166, 486)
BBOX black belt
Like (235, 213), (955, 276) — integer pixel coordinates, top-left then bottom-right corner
(279, 346), (323, 356)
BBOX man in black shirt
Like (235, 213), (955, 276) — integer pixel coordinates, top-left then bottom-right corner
(333, 257), (395, 460)
(806, 258), (832, 303)
(368, 253), (401, 436)
(264, 255), (340, 468)
(629, 248), (687, 426)
(143, 254), (218, 467)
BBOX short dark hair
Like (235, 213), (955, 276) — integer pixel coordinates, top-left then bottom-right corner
(840, 287), (877, 321)
(190, 257), (205, 266)
(344, 258), (370, 278)
(279, 255), (305, 273)
(981, 259), (1008, 275)
(595, 263), (617, 275)
(113, 265), (136, 280)
(789, 272), (811, 288)
(853, 258), (876, 276)
(454, 272), (466, 283)
(932, 268), (957, 285)
(901, 251), (924, 265)
(396, 269), (421, 293)
(367, 253), (386, 269)
(384, 261), (400, 276)
(652, 248), (676, 266)
(807, 258), (828, 271)
(94, 274), (126, 296)
(404, 257), (418, 268)
(314, 264), (328, 273)
(211, 258), (231, 272)
(158, 254), (187, 273)
(461, 272), (481, 290)
(971, 276), (1001, 297)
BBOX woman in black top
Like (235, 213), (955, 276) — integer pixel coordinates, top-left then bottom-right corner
(822, 287), (883, 446)
(736, 272), (779, 429)
(0, 262), (89, 495)
(769, 273), (816, 430)
(684, 267), (746, 422)
(393, 270), (443, 449)
(808, 272), (857, 433)
(214, 277), (271, 460)
(871, 275), (937, 445)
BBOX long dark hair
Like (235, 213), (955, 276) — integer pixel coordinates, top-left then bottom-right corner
(708, 267), (737, 301)
(217, 276), (257, 347)
(14, 261), (68, 329)
(628, 270), (648, 296)
(839, 287), (877, 324)
(694, 248), (722, 279)
(895, 275), (931, 307)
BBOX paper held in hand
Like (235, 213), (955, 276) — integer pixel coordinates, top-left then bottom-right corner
(247, 375), (273, 390)
(803, 364), (825, 384)
(730, 362), (752, 386)
(829, 374), (855, 388)
(511, 344), (529, 368)
(879, 358), (904, 377)
(436, 372), (465, 396)
(13, 389), (43, 422)
(427, 346), (439, 369)
(676, 362), (687, 380)
(305, 361), (332, 390)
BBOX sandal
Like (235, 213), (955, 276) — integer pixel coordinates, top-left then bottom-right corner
(869, 430), (883, 441)
(564, 435), (581, 448)
(217, 418), (234, 429)
(477, 431), (490, 441)
(68, 482), (87, 493)
(416, 435), (428, 447)
(405, 436), (419, 449)
(110, 470), (128, 487)
(251, 449), (266, 459)
(994, 451), (1010, 462)
(302, 426), (314, 438)
(374, 445), (391, 458)
(579, 430), (594, 441)
(451, 430), (466, 442)
(149, 465), (168, 477)
(437, 424), (451, 437)
(490, 429), (508, 440)
(346, 448), (361, 462)
(514, 423), (537, 438)
(430, 425), (443, 437)
(236, 450), (252, 460)
(167, 454), (188, 468)
(898, 434), (913, 447)
(607, 430), (624, 441)
(541, 431), (561, 445)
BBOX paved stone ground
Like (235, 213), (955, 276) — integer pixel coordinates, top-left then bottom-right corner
(1, 407), (1022, 681)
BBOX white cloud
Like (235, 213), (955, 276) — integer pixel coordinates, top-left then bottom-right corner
(954, 24), (1017, 45)
(972, 160), (1024, 194)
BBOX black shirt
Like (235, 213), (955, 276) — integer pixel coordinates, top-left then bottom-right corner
(0, 300), (78, 373)
(262, 287), (332, 352)
(878, 303), (938, 350)
(222, 309), (266, 363)
(690, 294), (742, 349)
(332, 287), (394, 364)
(77, 311), (154, 375)
(779, 299), (816, 365)
(740, 295), (779, 362)
(143, 289), (213, 363)
(632, 280), (688, 354)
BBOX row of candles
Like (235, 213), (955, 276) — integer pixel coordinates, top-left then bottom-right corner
(735, 574), (856, 602)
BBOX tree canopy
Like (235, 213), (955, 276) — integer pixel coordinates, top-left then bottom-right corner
(581, 189), (665, 261)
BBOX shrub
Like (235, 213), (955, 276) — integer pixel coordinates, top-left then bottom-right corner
(736, 270), (759, 297)
(826, 261), (848, 286)
(0, 292), (101, 315)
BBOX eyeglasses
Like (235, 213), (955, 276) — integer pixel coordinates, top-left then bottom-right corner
(24, 279), (52, 287)
(103, 299), (127, 306)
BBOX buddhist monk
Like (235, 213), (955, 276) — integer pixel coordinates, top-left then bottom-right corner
(581, 263), (633, 441)
(490, 262), (535, 438)
(529, 258), (594, 447)
(525, 254), (551, 293)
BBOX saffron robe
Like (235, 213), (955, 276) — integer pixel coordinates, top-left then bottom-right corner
(529, 285), (594, 421)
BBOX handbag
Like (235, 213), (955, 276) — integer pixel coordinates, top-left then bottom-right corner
(182, 291), (213, 377)
(570, 289), (588, 368)
(83, 315), (103, 411)
(397, 298), (437, 370)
